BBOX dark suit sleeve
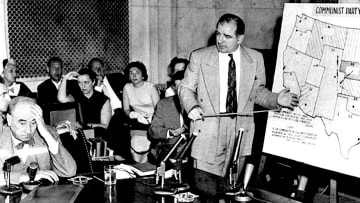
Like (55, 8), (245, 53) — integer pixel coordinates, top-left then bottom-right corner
(19, 82), (34, 98)
(37, 82), (48, 104)
(149, 100), (168, 140)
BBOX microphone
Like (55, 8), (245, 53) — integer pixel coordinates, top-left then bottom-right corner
(2, 156), (20, 171)
(0, 156), (22, 195)
(22, 162), (41, 191)
(27, 162), (38, 182)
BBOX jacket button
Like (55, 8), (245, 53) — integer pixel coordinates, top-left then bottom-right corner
(200, 99), (203, 102)
(198, 129), (201, 133)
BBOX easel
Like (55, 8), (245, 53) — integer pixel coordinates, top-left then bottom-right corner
(254, 154), (360, 203)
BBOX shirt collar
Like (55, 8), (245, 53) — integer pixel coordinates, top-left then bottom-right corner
(11, 132), (22, 147)
(51, 78), (62, 89)
(219, 45), (241, 58)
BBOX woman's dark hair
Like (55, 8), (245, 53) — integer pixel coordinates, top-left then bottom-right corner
(169, 57), (189, 76)
(78, 68), (97, 82)
(124, 61), (148, 81)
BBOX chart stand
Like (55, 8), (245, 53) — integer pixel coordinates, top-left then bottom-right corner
(253, 154), (360, 203)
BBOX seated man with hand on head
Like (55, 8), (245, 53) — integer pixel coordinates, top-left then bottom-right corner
(0, 96), (76, 185)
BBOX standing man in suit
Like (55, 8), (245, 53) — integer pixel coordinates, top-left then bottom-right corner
(179, 13), (299, 200)
(37, 57), (64, 104)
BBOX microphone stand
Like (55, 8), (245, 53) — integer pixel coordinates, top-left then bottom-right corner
(153, 132), (197, 196)
(171, 132), (197, 193)
(0, 156), (22, 198)
(225, 128), (253, 202)
(22, 162), (41, 191)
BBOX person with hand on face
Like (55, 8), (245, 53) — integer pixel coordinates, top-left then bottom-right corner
(0, 96), (76, 185)
(123, 61), (160, 163)
(37, 57), (64, 105)
(2, 58), (33, 99)
(57, 69), (112, 129)
(165, 57), (189, 98)
(87, 58), (125, 114)
(179, 13), (299, 200)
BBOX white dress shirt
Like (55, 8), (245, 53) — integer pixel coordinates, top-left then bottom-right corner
(219, 46), (241, 112)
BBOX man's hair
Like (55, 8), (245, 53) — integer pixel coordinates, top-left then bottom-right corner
(2, 58), (16, 69)
(47, 57), (63, 68)
(87, 58), (104, 69)
(78, 68), (97, 82)
(216, 13), (245, 35)
(169, 57), (189, 76)
(124, 61), (148, 81)
(8, 96), (36, 115)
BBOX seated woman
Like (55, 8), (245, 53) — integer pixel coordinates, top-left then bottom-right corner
(123, 61), (160, 163)
(57, 68), (112, 130)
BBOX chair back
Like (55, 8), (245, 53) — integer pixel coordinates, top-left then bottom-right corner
(59, 129), (94, 175)
(42, 102), (83, 126)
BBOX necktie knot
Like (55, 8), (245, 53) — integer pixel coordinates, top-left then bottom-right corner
(15, 137), (35, 150)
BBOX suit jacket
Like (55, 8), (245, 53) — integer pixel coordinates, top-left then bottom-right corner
(37, 79), (80, 105)
(0, 125), (77, 185)
(37, 79), (59, 104)
(9, 82), (34, 99)
(106, 72), (126, 102)
(148, 95), (190, 163)
(179, 45), (278, 176)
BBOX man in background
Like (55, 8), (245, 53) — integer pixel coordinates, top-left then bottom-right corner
(149, 70), (190, 163)
(37, 57), (64, 104)
(0, 96), (76, 185)
(87, 58), (125, 114)
(2, 58), (33, 99)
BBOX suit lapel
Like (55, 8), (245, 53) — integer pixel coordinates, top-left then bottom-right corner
(238, 46), (256, 112)
(202, 46), (220, 113)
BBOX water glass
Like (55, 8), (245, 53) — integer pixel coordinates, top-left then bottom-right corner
(104, 165), (116, 185)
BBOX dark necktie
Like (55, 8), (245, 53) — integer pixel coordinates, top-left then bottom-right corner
(226, 54), (237, 113)
(15, 137), (35, 150)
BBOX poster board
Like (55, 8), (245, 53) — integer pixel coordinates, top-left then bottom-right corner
(263, 3), (360, 178)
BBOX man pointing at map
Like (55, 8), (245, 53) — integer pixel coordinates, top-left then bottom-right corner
(179, 13), (299, 200)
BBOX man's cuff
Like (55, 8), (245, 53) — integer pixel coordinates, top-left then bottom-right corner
(166, 130), (172, 139)
(188, 105), (200, 114)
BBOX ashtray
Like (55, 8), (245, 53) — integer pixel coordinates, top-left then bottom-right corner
(68, 176), (92, 185)
(22, 180), (41, 191)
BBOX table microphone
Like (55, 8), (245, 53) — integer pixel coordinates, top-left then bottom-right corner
(22, 162), (41, 191)
(0, 156), (22, 195)
(27, 162), (38, 182)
